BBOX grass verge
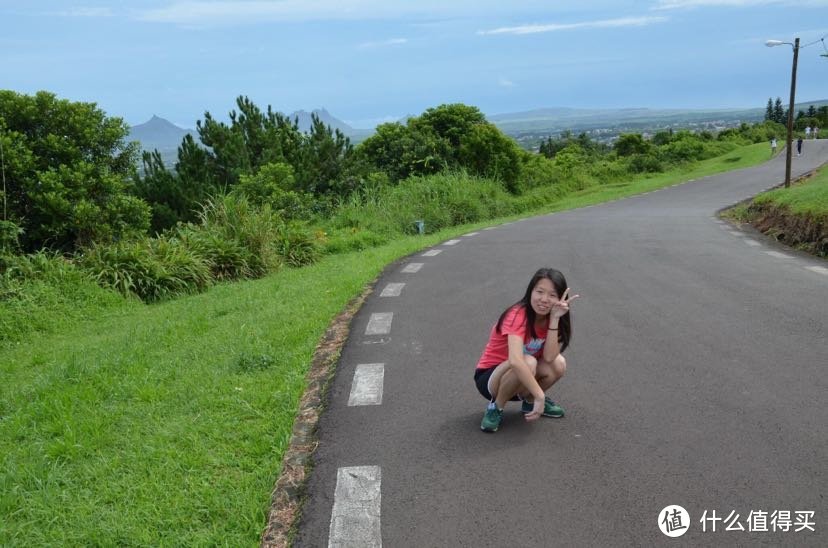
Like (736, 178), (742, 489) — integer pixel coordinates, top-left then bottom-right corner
(722, 162), (828, 257)
(0, 142), (773, 545)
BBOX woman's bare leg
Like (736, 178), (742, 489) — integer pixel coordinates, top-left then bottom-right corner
(488, 355), (538, 409)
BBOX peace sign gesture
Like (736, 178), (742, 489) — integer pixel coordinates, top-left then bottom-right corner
(551, 287), (580, 319)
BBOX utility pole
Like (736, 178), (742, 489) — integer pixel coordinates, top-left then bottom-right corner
(784, 37), (800, 188)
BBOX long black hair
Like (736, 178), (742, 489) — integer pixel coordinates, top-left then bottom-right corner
(496, 268), (572, 353)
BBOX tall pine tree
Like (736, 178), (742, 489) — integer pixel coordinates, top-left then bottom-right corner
(773, 97), (785, 124)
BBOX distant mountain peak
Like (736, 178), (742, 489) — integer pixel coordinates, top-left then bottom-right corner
(128, 116), (194, 153)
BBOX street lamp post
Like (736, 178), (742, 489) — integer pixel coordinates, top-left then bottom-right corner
(766, 37), (800, 188)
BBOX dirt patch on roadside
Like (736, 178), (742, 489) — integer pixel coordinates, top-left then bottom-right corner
(746, 201), (827, 257)
(260, 282), (376, 548)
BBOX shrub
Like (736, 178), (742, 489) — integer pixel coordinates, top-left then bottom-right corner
(516, 153), (561, 192)
(628, 153), (664, 173)
(614, 133), (650, 156)
(175, 225), (252, 281)
(80, 237), (210, 302)
(197, 194), (282, 276)
(275, 223), (321, 267)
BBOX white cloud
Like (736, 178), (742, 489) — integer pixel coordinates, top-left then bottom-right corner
(137, 1), (485, 25)
(134, 1), (622, 25)
(358, 38), (408, 50)
(54, 7), (115, 17)
(654, 0), (828, 9)
(498, 78), (516, 88)
(478, 16), (667, 36)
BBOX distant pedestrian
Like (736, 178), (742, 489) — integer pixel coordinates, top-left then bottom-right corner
(805, 126), (811, 139)
(796, 137), (803, 156)
(771, 137), (778, 156)
(475, 268), (579, 433)
(815, 127), (820, 139)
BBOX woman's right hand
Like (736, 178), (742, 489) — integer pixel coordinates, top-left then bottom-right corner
(525, 397), (545, 422)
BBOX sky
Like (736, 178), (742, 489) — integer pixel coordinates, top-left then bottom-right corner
(2, 1), (827, 129)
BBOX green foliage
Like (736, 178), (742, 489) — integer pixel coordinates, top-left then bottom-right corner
(80, 237), (211, 302)
(358, 103), (522, 194)
(329, 171), (515, 236)
(795, 116), (820, 131)
(235, 162), (313, 220)
(0, 90), (150, 252)
(275, 222), (321, 267)
(539, 131), (607, 159)
(144, 96), (358, 216)
(321, 228), (389, 254)
(458, 123), (522, 191)
(516, 152), (562, 192)
(614, 133), (651, 156)
(296, 115), (355, 195)
(196, 193), (283, 277)
(132, 144), (221, 233)
(0, 251), (130, 344)
(194, 96), (301, 187)
(175, 225), (253, 281)
(0, 220), (23, 254)
(413, 103), (487, 151)
(628, 153), (664, 173)
(357, 122), (448, 182)
(236, 352), (276, 372)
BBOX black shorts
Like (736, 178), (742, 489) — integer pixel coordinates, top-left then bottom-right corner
(474, 367), (521, 402)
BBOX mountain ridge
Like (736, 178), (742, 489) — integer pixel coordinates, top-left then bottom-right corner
(129, 100), (828, 158)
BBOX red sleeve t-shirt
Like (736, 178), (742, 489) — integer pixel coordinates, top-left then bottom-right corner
(476, 305), (548, 370)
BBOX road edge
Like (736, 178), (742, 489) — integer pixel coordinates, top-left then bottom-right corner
(260, 281), (377, 548)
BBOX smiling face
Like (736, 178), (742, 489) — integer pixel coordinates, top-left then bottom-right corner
(530, 277), (559, 317)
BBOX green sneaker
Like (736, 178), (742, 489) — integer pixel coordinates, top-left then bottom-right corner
(480, 402), (503, 432)
(522, 397), (564, 418)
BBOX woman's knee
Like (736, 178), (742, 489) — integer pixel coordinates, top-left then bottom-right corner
(539, 354), (566, 378)
(552, 354), (567, 377)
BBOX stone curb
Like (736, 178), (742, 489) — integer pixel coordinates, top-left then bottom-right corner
(260, 282), (375, 548)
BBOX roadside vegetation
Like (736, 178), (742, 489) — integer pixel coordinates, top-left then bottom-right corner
(724, 163), (828, 257)
(1, 89), (823, 544)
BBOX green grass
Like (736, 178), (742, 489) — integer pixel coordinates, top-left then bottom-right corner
(510, 142), (770, 216)
(752, 164), (828, 217)
(0, 142), (774, 545)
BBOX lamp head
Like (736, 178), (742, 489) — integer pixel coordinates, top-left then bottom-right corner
(765, 40), (784, 47)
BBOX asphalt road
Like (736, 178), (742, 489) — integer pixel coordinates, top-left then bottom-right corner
(295, 143), (828, 547)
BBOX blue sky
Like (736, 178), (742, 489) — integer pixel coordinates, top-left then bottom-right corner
(2, 1), (827, 128)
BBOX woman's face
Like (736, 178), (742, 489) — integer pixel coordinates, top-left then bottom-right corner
(530, 278), (559, 316)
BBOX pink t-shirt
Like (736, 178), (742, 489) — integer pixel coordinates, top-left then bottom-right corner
(476, 305), (548, 370)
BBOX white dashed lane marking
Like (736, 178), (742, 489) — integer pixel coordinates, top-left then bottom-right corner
(463, 232), (479, 237)
(764, 251), (792, 259)
(743, 240), (761, 247)
(443, 239), (461, 245)
(805, 265), (828, 275)
(348, 364), (384, 406)
(365, 313), (393, 335)
(380, 283), (405, 297)
(421, 249), (442, 257)
(328, 466), (382, 548)
(483, 227), (496, 231)
(401, 263), (423, 273)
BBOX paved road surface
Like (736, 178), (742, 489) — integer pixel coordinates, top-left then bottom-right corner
(295, 143), (828, 547)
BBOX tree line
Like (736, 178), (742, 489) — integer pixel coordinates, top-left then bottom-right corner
(764, 96), (828, 129)
(0, 90), (804, 278)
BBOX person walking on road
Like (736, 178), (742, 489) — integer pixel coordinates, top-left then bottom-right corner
(797, 137), (803, 156)
(771, 137), (778, 156)
(475, 268), (579, 433)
